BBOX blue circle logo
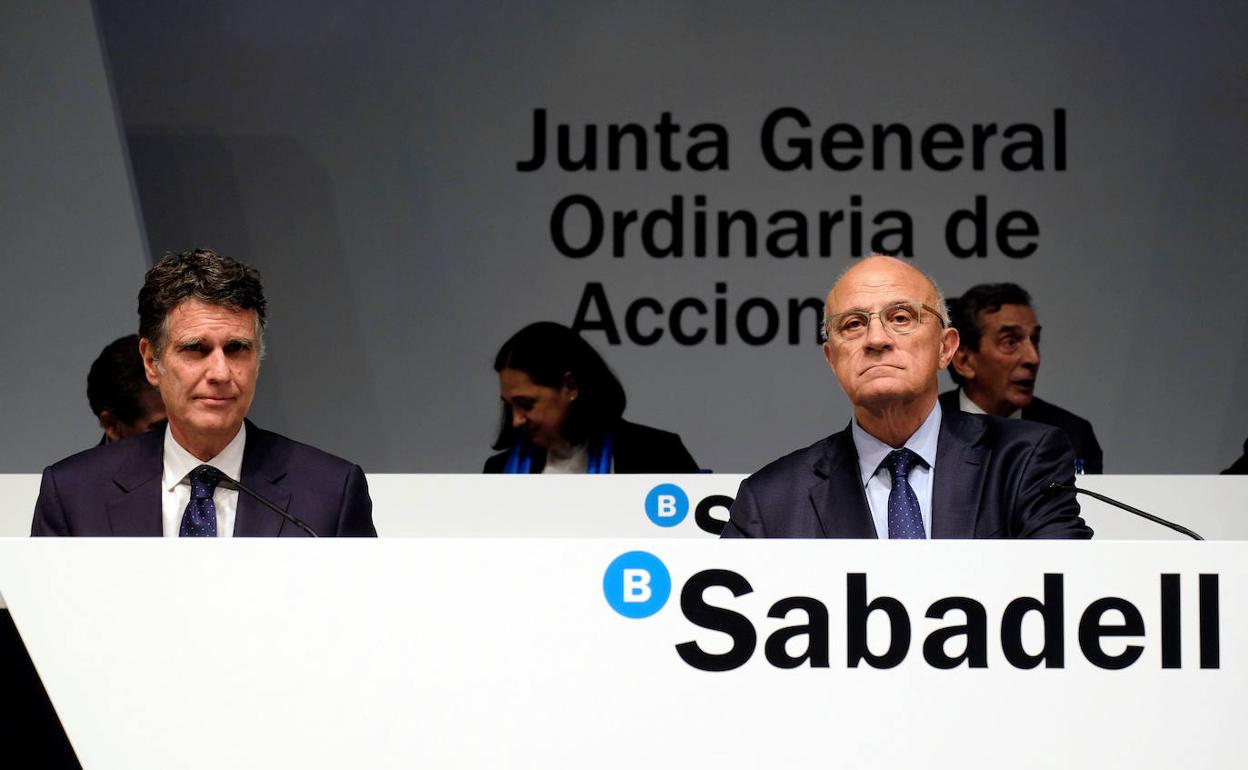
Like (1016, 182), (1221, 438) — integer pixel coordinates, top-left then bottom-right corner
(644, 483), (689, 528)
(603, 551), (671, 618)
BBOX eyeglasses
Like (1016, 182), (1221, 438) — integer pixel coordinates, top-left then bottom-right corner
(824, 302), (946, 342)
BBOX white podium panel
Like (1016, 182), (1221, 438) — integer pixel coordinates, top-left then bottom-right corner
(0, 474), (40, 536)
(3, 473), (1247, 539)
(0, 539), (1243, 769)
(366, 473), (735, 537)
(367, 474), (1248, 539)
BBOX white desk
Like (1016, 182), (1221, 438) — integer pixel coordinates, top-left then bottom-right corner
(0, 538), (1242, 769)
(3, 473), (1245, 538)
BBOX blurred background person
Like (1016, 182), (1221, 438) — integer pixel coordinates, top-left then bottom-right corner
(485, 321), (699, 473)
(943, 283), (1103, 474)
(1223, 437), (1247, 474)
(87, 334), (166, 445)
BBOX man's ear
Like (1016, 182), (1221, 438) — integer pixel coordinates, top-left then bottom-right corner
(950, 342), (977, 381)
(138, 337), (161, 387)
(937, 327), (960, 370)
(98, 411), (122, 443)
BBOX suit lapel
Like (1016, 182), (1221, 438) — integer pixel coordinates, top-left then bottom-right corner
(931, 409), (987, 538)
(233, 422), (292, 537)
(811, 426), (878, 539)
(106, 430), (164, 536)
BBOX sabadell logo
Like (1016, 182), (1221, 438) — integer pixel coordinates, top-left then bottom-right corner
(603, 551), (1221, 674)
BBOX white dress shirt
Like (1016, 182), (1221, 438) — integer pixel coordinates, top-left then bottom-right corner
(958, 387), (1021, 419)
(852, 401), (942, 539)
(161, 423), (247, 537)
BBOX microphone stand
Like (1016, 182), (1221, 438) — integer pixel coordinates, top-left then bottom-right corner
(1049, 482), (1203, 541)
(197, 465), (320, 537)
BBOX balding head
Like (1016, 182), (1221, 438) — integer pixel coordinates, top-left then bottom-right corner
(825, 255), (949, 330)
(821, 256), (959, 442)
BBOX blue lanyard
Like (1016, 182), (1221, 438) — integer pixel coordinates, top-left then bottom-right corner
(587, 433), (614, 474)
(503, 433), (615, 474)
(502, 440), (534, 474)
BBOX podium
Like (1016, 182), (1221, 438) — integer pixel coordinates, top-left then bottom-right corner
(4, 474), (1248, 539)
(1, 538), (1244, 768)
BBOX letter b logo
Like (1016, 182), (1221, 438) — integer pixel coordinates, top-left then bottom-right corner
(622, 568), (652, 602)
(645, 484), (689, 528)
(603, 551), (671, 618)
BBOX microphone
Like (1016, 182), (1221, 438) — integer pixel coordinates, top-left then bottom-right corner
(1047, 482), (1203, 541)
(196, 465), (320, 538)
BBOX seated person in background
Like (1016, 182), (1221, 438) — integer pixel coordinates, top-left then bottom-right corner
(33, 248), (376, 537)
(1223, 437), (1248, 474)
(87, 334), (166, 445)
(942, 282), (1103, 474)
(485, 321), (699, 473)
(722, 255), (1091, 539)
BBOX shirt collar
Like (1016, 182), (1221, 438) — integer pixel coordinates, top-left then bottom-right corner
(958, 387), (1021, 419)
(851, 400), (942, 487)
(162, 422), (247, 491)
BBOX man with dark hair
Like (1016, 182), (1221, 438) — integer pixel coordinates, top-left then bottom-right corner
(33, 249), (376, 537)
(942, 282), (1103, 474)
(87, 334), (166, 445)
(722, 255), (1091, 539)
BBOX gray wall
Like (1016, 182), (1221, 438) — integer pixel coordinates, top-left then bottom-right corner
(0, 0), (150, 469)
(4, 1), (1246, 472)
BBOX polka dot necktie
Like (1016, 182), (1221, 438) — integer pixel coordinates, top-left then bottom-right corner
(179, 465), (223, 537)
(883, 448), (926, 539)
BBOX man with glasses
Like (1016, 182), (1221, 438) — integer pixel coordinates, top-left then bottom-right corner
(721, 255), (1091, 539)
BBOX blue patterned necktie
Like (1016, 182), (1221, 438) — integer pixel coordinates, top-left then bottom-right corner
(883, 448), (926, 539)
(179, 465), (223, 537)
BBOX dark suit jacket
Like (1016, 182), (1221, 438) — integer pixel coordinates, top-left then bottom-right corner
(1223, 438), (1248, 474)
(484, 420), (699, 473)
(721, 407), (1092, 539)
(32, 421), (376, 537)
(940, 389), (1104, 474)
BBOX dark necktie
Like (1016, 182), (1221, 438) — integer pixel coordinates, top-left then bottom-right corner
(883, 448), (926, 539)
(179, 464), (223, 537)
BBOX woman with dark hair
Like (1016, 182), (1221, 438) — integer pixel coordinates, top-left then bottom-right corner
(484, 322), (699, 473)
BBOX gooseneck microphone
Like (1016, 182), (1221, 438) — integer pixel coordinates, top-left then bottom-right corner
(1048, 482), (1203, 541)
(195, 464), (320, 538)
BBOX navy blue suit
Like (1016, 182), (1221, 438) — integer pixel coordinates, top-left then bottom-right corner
(722, 407), (1092, 539)
(32, 421), (376, 537)
(939, 389), (1103, 474)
